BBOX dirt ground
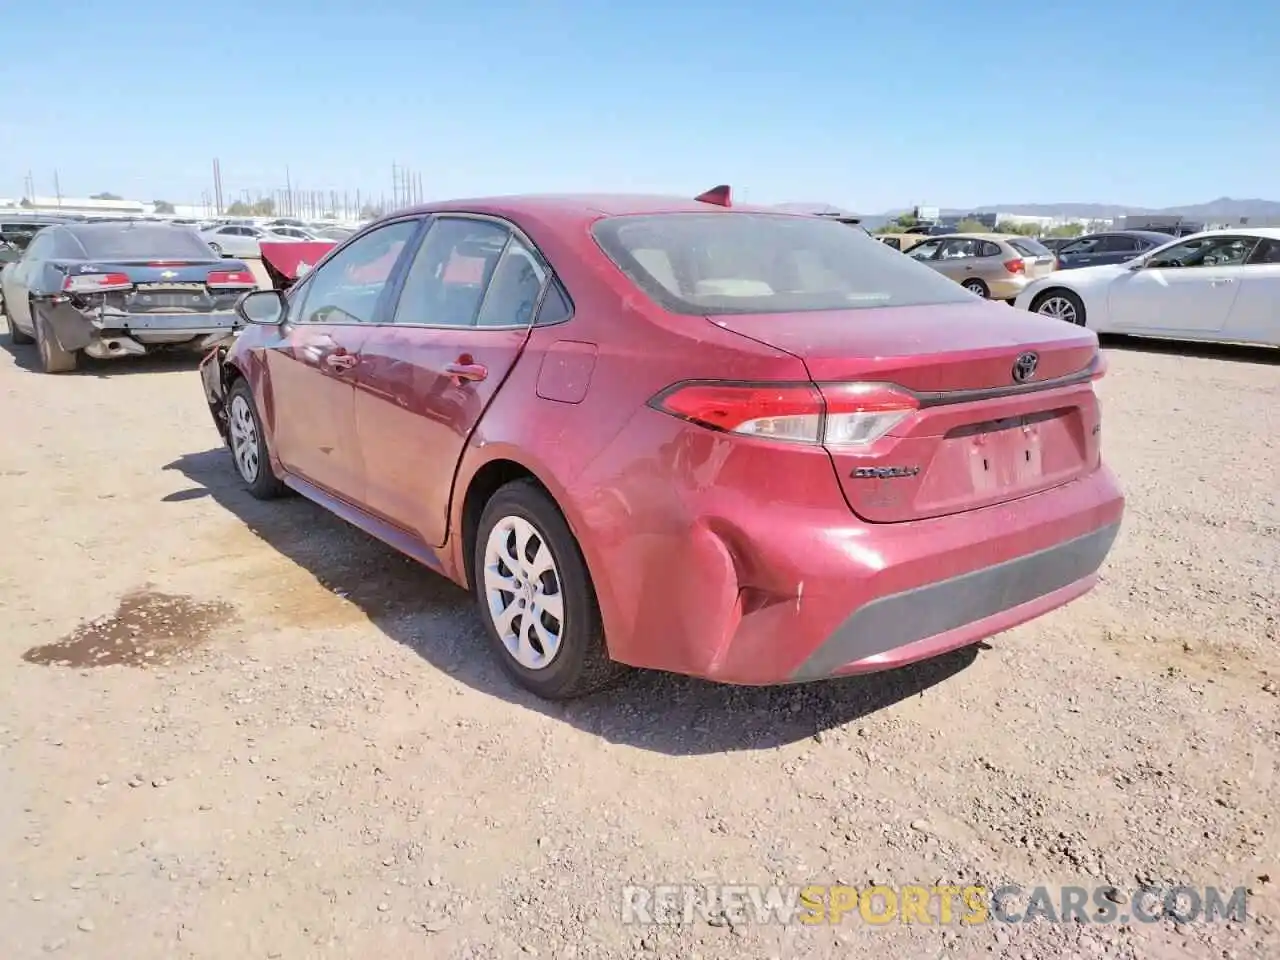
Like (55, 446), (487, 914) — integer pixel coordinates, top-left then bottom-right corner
(0, 321), (1276, 960)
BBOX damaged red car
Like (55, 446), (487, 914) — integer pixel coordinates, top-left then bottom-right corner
(198, 188), (1124, 700)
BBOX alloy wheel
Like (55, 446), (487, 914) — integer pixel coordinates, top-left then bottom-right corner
(227, 394), (260, 482)
(1037, 295), (1079, 325)
(482, 515), (564, 670)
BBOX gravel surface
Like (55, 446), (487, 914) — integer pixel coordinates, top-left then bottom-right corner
(0, 324), (1276, 959)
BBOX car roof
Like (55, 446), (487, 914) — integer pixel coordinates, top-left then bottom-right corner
(388, 193), (809, 230)
(918, 232), (1022, 241)
(1174, 226), (1280, 242)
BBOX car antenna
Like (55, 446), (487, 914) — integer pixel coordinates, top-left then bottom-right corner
(694, 184), (732, 207)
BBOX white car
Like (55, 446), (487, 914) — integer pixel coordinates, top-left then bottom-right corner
(201, 224), (265, 259)
(1014, 228), (1280, 347)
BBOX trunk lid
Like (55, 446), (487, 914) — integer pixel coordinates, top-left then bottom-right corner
(1007, 237), (1058, 280)
(709, 301), (1103, 523)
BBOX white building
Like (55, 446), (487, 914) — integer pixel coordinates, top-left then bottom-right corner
(0, 196), (215, 220)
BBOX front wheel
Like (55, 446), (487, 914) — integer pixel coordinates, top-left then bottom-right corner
(225, 379), (288, 499)
(474, 480), (627, 700)
(1030, 288), (1086, 326)
(208, 242), (223, 257)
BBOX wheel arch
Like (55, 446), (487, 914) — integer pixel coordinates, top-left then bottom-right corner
(455, 455), (563, 592)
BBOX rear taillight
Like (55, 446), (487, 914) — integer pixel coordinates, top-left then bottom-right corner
(207, 269), (256, 288)
(650, 381), (919, 447)
(1003, 259), (1026, 275)
(63, 272), (132, 293)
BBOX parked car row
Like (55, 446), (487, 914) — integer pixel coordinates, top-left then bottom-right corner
(870, 223), (1279, 348)
(199, 221), (355, 259)
(3, 184), (1273, 703)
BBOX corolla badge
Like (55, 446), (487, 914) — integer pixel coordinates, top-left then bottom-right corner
(851, 465), (921, 479)
(1012, 351), (1039, 383)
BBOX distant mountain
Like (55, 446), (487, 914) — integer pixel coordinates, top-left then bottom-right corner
(779, 197), (1280, 226)
(928, 197), (1280, 222)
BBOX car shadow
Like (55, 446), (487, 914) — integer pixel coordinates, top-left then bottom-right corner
(1, 333), (206, 377)
(1100, 334), (1279, 365)
(163, 447), (980, 756)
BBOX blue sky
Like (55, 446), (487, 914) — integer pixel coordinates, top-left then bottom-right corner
(1, 0), (1276, 211)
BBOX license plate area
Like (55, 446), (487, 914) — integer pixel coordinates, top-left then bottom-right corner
(128, 283), (212, 312)
(950, 409), (1083, 495)
(912, 409), (1087, 514)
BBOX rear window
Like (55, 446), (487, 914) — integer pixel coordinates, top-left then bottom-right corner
(591, 213), (972, 316)
(68, 224), (217, 261)
(1009, 238), (1052, 257)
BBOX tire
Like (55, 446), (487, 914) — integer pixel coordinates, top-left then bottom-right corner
(962, 278), (990, 298)
(208, 242), (223, 257)
(225, 378), (288, 499)
(1030, 288), (1086, 326)
(5, 298), (34, 345)
(32, 303), (77, 373)
(473, 479), (627, 700)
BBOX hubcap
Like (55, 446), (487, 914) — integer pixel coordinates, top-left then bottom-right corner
(483, 515), (564, 670)
(227, 395), (260, 482)
(1038, 296), (1079, 324)
(964, 281), (986, 297)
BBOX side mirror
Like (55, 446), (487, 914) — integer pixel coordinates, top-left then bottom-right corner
(236, 289), (287, 325)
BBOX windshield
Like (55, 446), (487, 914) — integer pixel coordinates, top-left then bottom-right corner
(592, 213), (972, 315)
(69, 224), (218, 261)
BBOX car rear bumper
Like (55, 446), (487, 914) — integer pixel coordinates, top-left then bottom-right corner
(36, 299), (244, 353)
(107, 311), (241, 338)
(578, 425), (1124, 685)
(786, 518), (1118, 681)
(988, 276), (1036, 300)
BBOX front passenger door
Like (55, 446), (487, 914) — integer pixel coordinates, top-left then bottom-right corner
(1108, 235), (1257, 334)
(263, 218), (422, 501)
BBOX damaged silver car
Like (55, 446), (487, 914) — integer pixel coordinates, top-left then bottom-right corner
(0, 221), (258, 373)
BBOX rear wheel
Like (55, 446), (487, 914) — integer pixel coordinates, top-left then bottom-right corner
(1031, 288), (1086, 326)
(32, 303), (77, 373)
(226, 378), (288, 499)
(961, 278), (989, 298)
(474, 480), (626, 700)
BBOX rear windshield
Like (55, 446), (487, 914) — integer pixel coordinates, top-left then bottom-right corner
(68, 224), (217, 261)
(591, 213), (973, 315)
(1009, 237), (1052, 257)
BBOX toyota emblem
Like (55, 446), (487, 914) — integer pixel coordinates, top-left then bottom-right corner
(1012, 351), (1039, 383)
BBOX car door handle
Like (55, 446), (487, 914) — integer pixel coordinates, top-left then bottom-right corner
(1210, 278), (1236, 286)
(324, 353), (358, 372)
(445, 360), (487, 382)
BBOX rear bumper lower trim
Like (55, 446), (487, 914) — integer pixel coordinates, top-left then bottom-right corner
(790, 521), (1121, 681)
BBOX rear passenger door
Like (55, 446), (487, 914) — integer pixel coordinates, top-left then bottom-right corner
(932, 237), (981, 282)
(1092, 235), (1143, 266)
(353, 215), (557, 546)
(1223, 237), (1280, 344)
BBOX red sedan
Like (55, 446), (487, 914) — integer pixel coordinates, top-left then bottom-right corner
(198, 187), (1124, 700)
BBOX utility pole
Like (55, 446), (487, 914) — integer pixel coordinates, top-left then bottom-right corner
(285, 165), (293, 217)
(212, 158), (223, 215)
(53, 170), (62, 208)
